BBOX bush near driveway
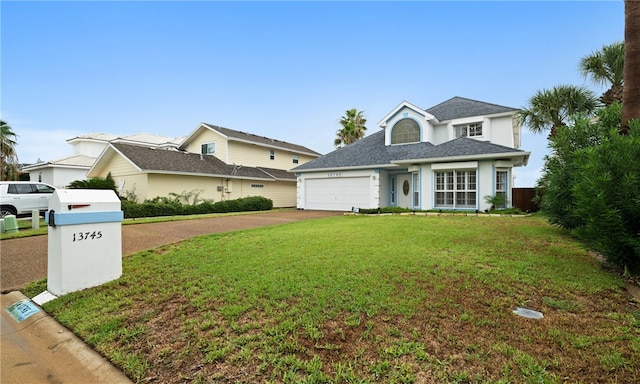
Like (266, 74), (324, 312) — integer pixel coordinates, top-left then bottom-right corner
(120, 196), (273, 219)
(36, 215), (640, 383)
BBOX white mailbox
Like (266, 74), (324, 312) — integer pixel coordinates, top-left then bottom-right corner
(46, 189), (124, 296)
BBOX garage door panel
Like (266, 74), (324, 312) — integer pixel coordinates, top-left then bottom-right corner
(305, 177), (370, 211)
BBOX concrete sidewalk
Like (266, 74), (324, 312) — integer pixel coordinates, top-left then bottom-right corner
(1, 291), (132, 383)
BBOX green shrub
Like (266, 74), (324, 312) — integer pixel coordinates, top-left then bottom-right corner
(357, 207), (414, 214)
(67, 172), (118, 195)
(537, 109), (610, 229)
(571, 120), (640, 272)
(121, 196), (273, 219)
(538, 104), (640, 272)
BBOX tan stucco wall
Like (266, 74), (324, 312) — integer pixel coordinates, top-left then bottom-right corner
(183, 128), (229, 163)
(228, 141), (316, 170)
(147, 174), (226, 202)
(90, 154), (149, 202)
(183, 127), (316, 171)
(143, 174), (295, 207)
(238, 179), (296, 207)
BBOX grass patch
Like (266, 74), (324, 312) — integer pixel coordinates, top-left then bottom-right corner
(39, 215), (639, 382)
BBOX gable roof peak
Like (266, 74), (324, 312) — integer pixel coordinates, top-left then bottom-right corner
(378, 100), (436, 128)
(425, 96), (518, 122)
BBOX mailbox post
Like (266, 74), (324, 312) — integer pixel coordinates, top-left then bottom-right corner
(46, 189), (124, 296)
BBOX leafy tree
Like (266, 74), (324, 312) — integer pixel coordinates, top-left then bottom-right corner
(516, 85), (599, 138)
(334, 108), (367, 147)
(538, 103), (640, 273)
(622, 0), (640, 133)
(572, 118), (640, 274)
(536, 106), (613, 229)
(67, 172), (118, 194)
(579, 41), (624, 105)
(0, 120), (19, 181)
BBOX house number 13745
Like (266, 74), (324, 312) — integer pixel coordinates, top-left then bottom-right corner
(72, 231), (103, 242)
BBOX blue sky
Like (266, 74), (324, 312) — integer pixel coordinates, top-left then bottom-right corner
(1, 1), (624, 187)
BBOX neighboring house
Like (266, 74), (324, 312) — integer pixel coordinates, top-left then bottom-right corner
(87, 123), (321, 207)
(21, 133), (183, 188)
(291, 97), (530, 212)
(20, 154), (96, 188)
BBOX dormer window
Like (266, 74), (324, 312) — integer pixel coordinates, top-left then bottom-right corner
(201, 142), (215, 155)
(391, 118), (420, 144)
(454, 123), (482, 138)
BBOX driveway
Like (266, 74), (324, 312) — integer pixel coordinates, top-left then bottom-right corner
(1, 210), (342, 292)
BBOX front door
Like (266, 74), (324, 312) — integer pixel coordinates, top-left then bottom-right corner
(397, 174), (412, 209)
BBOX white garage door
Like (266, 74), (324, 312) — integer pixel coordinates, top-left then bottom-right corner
(305, 177), (371, 211)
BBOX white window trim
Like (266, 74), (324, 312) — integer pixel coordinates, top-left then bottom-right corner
(434, 169), (477, 209)
(453, 122), (483, 139)
(495, 169), (509, 209)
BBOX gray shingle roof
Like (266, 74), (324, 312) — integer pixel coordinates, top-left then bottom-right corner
(412, 137), (526, 160)
(202, 123), (321, 157)
(111, 143), (294, 181)
(425, 97), (518, 121)
(292, 132), (527, 172)
(21, 154), (96, 171)
(292, 131), (436, 171)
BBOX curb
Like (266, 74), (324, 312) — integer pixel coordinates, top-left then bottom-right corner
(1, 291), (132, 384)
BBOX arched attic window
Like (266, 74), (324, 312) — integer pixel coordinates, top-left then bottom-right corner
(391, 118), (420, 144)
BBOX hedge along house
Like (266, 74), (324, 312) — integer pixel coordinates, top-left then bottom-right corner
(87, 123), (321, 207)
(291, 97), (530, 212)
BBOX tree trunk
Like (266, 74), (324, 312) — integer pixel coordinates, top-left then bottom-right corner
(622, 0), (640, 133)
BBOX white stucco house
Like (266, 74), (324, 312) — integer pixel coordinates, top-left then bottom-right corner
(291, 97), (530, 212)
(21, 133), (183, 188)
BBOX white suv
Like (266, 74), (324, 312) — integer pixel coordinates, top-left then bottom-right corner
(0, 181), (56, 218)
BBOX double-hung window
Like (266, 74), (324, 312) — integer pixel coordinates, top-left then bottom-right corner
(412, 173), (420, 208)
(201, 142), (215, 155)
(495, 170), (508, 208)
(435, 170), (477, 209)
(454, 123), (483, 138)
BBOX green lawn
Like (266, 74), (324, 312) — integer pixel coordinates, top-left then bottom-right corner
(29, 215), (639, 383)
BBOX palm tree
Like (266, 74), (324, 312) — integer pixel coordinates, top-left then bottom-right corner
(0, 120), (19, 181)
(579, 41), (624, 105)
(334, 108), (367, 147)
(622, 0), (640, 134)
(516, 85), (599, 138)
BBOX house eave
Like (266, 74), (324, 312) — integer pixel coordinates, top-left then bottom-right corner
(22, 164), (92, 171)
(436, 111), (519, 125)
(391, 151), (531, 166)
(139, 169), (277, 181)
(290, 163), (402, 174)
(228, 137), (320, 157)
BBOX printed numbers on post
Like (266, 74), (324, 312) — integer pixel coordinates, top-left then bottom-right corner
(72, 231), (103, 242)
